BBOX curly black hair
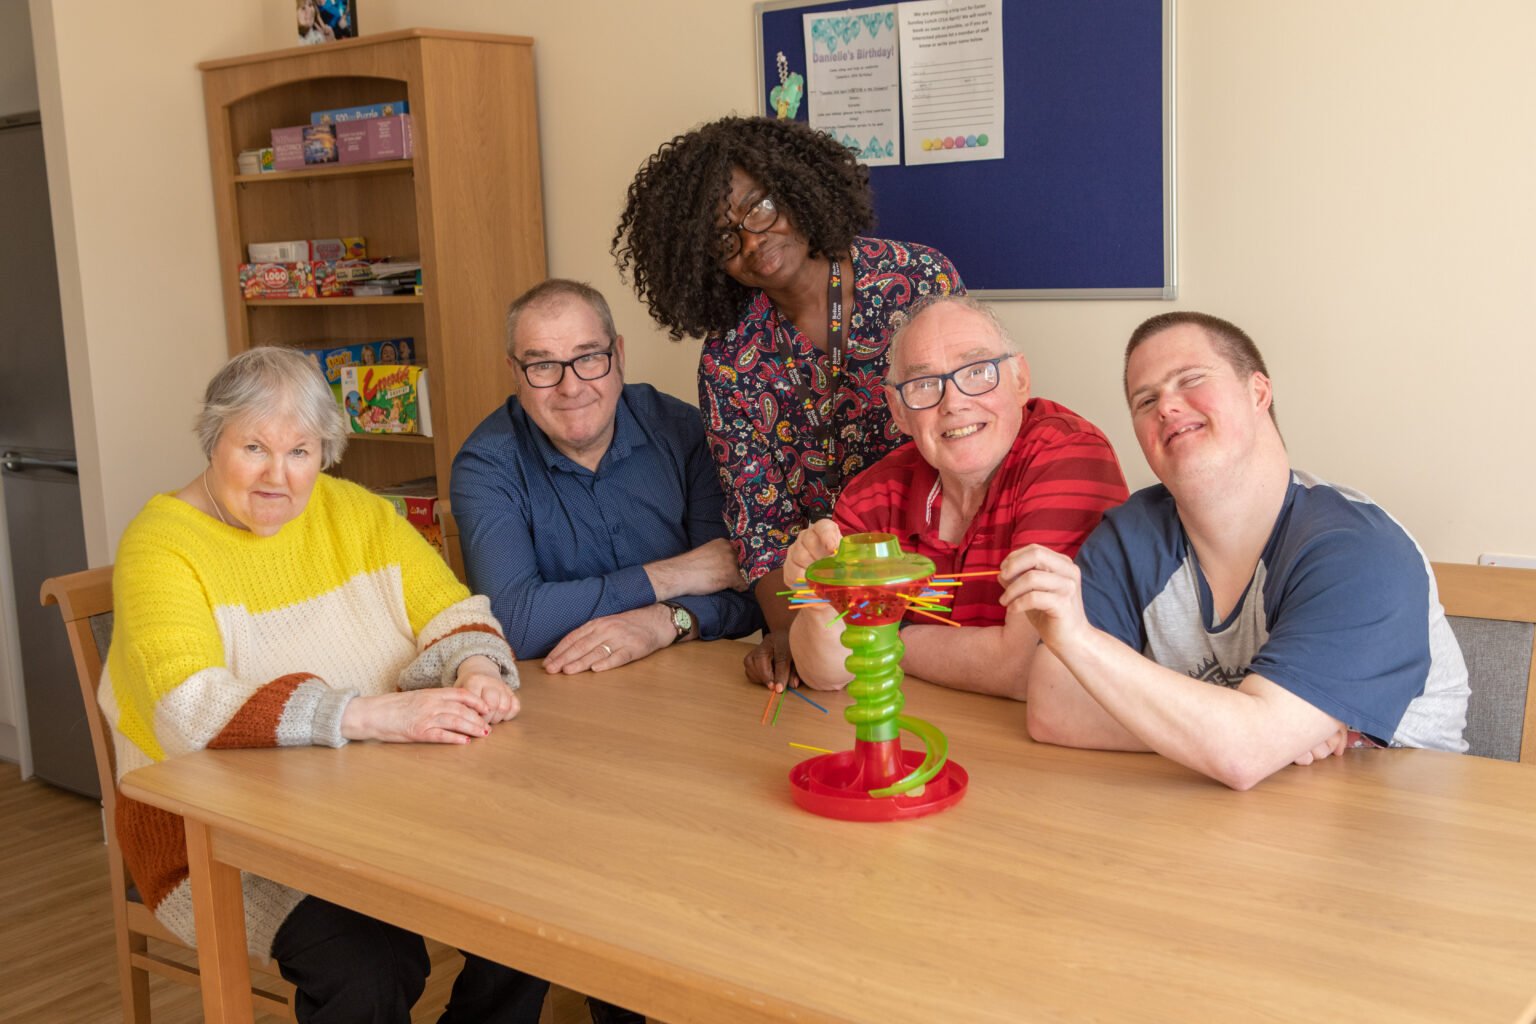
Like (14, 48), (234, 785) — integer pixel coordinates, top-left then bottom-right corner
(611, 116), (875, 340)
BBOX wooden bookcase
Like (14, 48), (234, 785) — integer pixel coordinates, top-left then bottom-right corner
(199, 29), (546, 506)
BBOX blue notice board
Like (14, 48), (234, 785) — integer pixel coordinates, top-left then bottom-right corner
(754, 0), (1176, 298)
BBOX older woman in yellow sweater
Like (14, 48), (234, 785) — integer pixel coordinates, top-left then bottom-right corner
(100, 347), (548, 1023)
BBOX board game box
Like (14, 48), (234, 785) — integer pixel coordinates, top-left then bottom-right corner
(341, 365), (433, 436)
(239, 261), (344, 299)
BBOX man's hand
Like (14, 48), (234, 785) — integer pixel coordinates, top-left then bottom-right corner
(1293, 725), (1350, 765)
(782, 519), (843, 589)
(998, 544), (1095, 654)
(644, 538), (746, 601)
(454, 655), (520, 724)
(544, 605), (673, 674)
(341, 688), (491, 744)
(744, 630), (801, 692)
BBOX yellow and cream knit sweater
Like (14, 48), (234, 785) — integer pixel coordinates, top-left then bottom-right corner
(100, 474), (517, 957)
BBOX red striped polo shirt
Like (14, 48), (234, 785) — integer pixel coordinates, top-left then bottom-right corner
(833, 398), (1129, 627)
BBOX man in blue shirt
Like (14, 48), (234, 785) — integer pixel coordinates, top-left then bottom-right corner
(452, 279), (760, 677)
(999, 311), (1467, 790)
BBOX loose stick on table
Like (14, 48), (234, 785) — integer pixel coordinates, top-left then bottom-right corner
(787, 688), (829, 714)
(760, 688), (781, 725)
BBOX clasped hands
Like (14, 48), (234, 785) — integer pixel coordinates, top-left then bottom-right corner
(340, 655), (519, 745)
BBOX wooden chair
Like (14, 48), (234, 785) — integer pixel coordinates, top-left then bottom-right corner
(1433, 562), (1536, 763)
(40, 566), (297, 1022)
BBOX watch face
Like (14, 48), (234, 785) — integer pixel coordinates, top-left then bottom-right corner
(671, 604), (693, 634)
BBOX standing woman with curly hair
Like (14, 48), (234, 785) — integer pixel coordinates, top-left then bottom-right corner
(612, 115), (964, 689)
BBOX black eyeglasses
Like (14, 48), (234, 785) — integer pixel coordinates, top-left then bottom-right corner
(714, 195), (780, 261)
(512, 346), (616, 388)
(888, 355), (1017, 411)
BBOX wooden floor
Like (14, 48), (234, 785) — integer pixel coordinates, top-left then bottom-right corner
(0, 761), (603, 1023)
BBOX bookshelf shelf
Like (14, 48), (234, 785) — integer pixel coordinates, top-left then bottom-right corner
(244, 295), (424, 308)
(233, 160), (413, 186)
(349, 433), (435, 446)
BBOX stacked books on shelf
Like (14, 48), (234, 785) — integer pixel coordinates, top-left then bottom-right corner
(340, 260), (422, 296)
(241, 100), (407, 175)
(264, 100), (412, 172)
(240, 238), (423, 300)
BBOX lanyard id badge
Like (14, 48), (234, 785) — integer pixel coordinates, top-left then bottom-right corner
(776, 259), (846, 504)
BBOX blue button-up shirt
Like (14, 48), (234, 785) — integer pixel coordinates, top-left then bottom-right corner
(451, 383), (762, 659)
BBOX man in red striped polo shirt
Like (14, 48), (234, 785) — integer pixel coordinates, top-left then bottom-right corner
(783, 295), (1128, 698)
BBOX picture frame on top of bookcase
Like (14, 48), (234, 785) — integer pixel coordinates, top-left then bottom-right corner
(199, 29), (547, 574)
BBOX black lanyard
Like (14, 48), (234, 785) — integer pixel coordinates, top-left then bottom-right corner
(775, 258), (846, 500)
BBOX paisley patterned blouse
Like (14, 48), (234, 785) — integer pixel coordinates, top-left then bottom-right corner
(698, 237), (964, 584)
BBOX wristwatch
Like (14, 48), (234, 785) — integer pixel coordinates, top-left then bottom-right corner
(661, 601), (695, 645)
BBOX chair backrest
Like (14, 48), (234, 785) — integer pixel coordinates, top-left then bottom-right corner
(38, 566), (119, 810)
(42, 565), (298, 1020)
(1432, 562), (1536, 763)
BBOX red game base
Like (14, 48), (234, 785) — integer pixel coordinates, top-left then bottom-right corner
(789, 742), (968, 822)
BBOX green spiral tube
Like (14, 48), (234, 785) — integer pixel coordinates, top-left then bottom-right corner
(841, 621), (904, 743)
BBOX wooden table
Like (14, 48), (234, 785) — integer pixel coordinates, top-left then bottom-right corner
(121, 642), (1536, 1024)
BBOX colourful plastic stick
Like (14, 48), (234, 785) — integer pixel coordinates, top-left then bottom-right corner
(904, 605), (964, 628)
(787, 688), (829, 714)
(789, 742), (835, 754)
(760, 689), (781, 725)
(899, 598), (952, 613)
(771, 691), (785, 726)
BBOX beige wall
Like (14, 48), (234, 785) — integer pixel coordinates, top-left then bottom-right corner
(29, 0), (285, 564)
(34, 0), (1536, 564)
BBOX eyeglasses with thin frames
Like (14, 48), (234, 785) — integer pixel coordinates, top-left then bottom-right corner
(715, 195), (780, 261)
(512, 345), (616, 388)
(887, 354), (1017, 411)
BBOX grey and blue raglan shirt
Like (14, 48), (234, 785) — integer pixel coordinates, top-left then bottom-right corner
(1076, 470), (1468, 750)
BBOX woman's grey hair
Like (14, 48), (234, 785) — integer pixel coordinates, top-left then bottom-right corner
(886, 293), (1022, 374)
(195, 346), (349, 469)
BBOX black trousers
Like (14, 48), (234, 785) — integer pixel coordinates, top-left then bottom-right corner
(587, 996), (647, 1023)
(271, 896), (550, 1024)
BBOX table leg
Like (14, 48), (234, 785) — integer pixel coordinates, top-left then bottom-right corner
(185, 819), (256, 1024)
